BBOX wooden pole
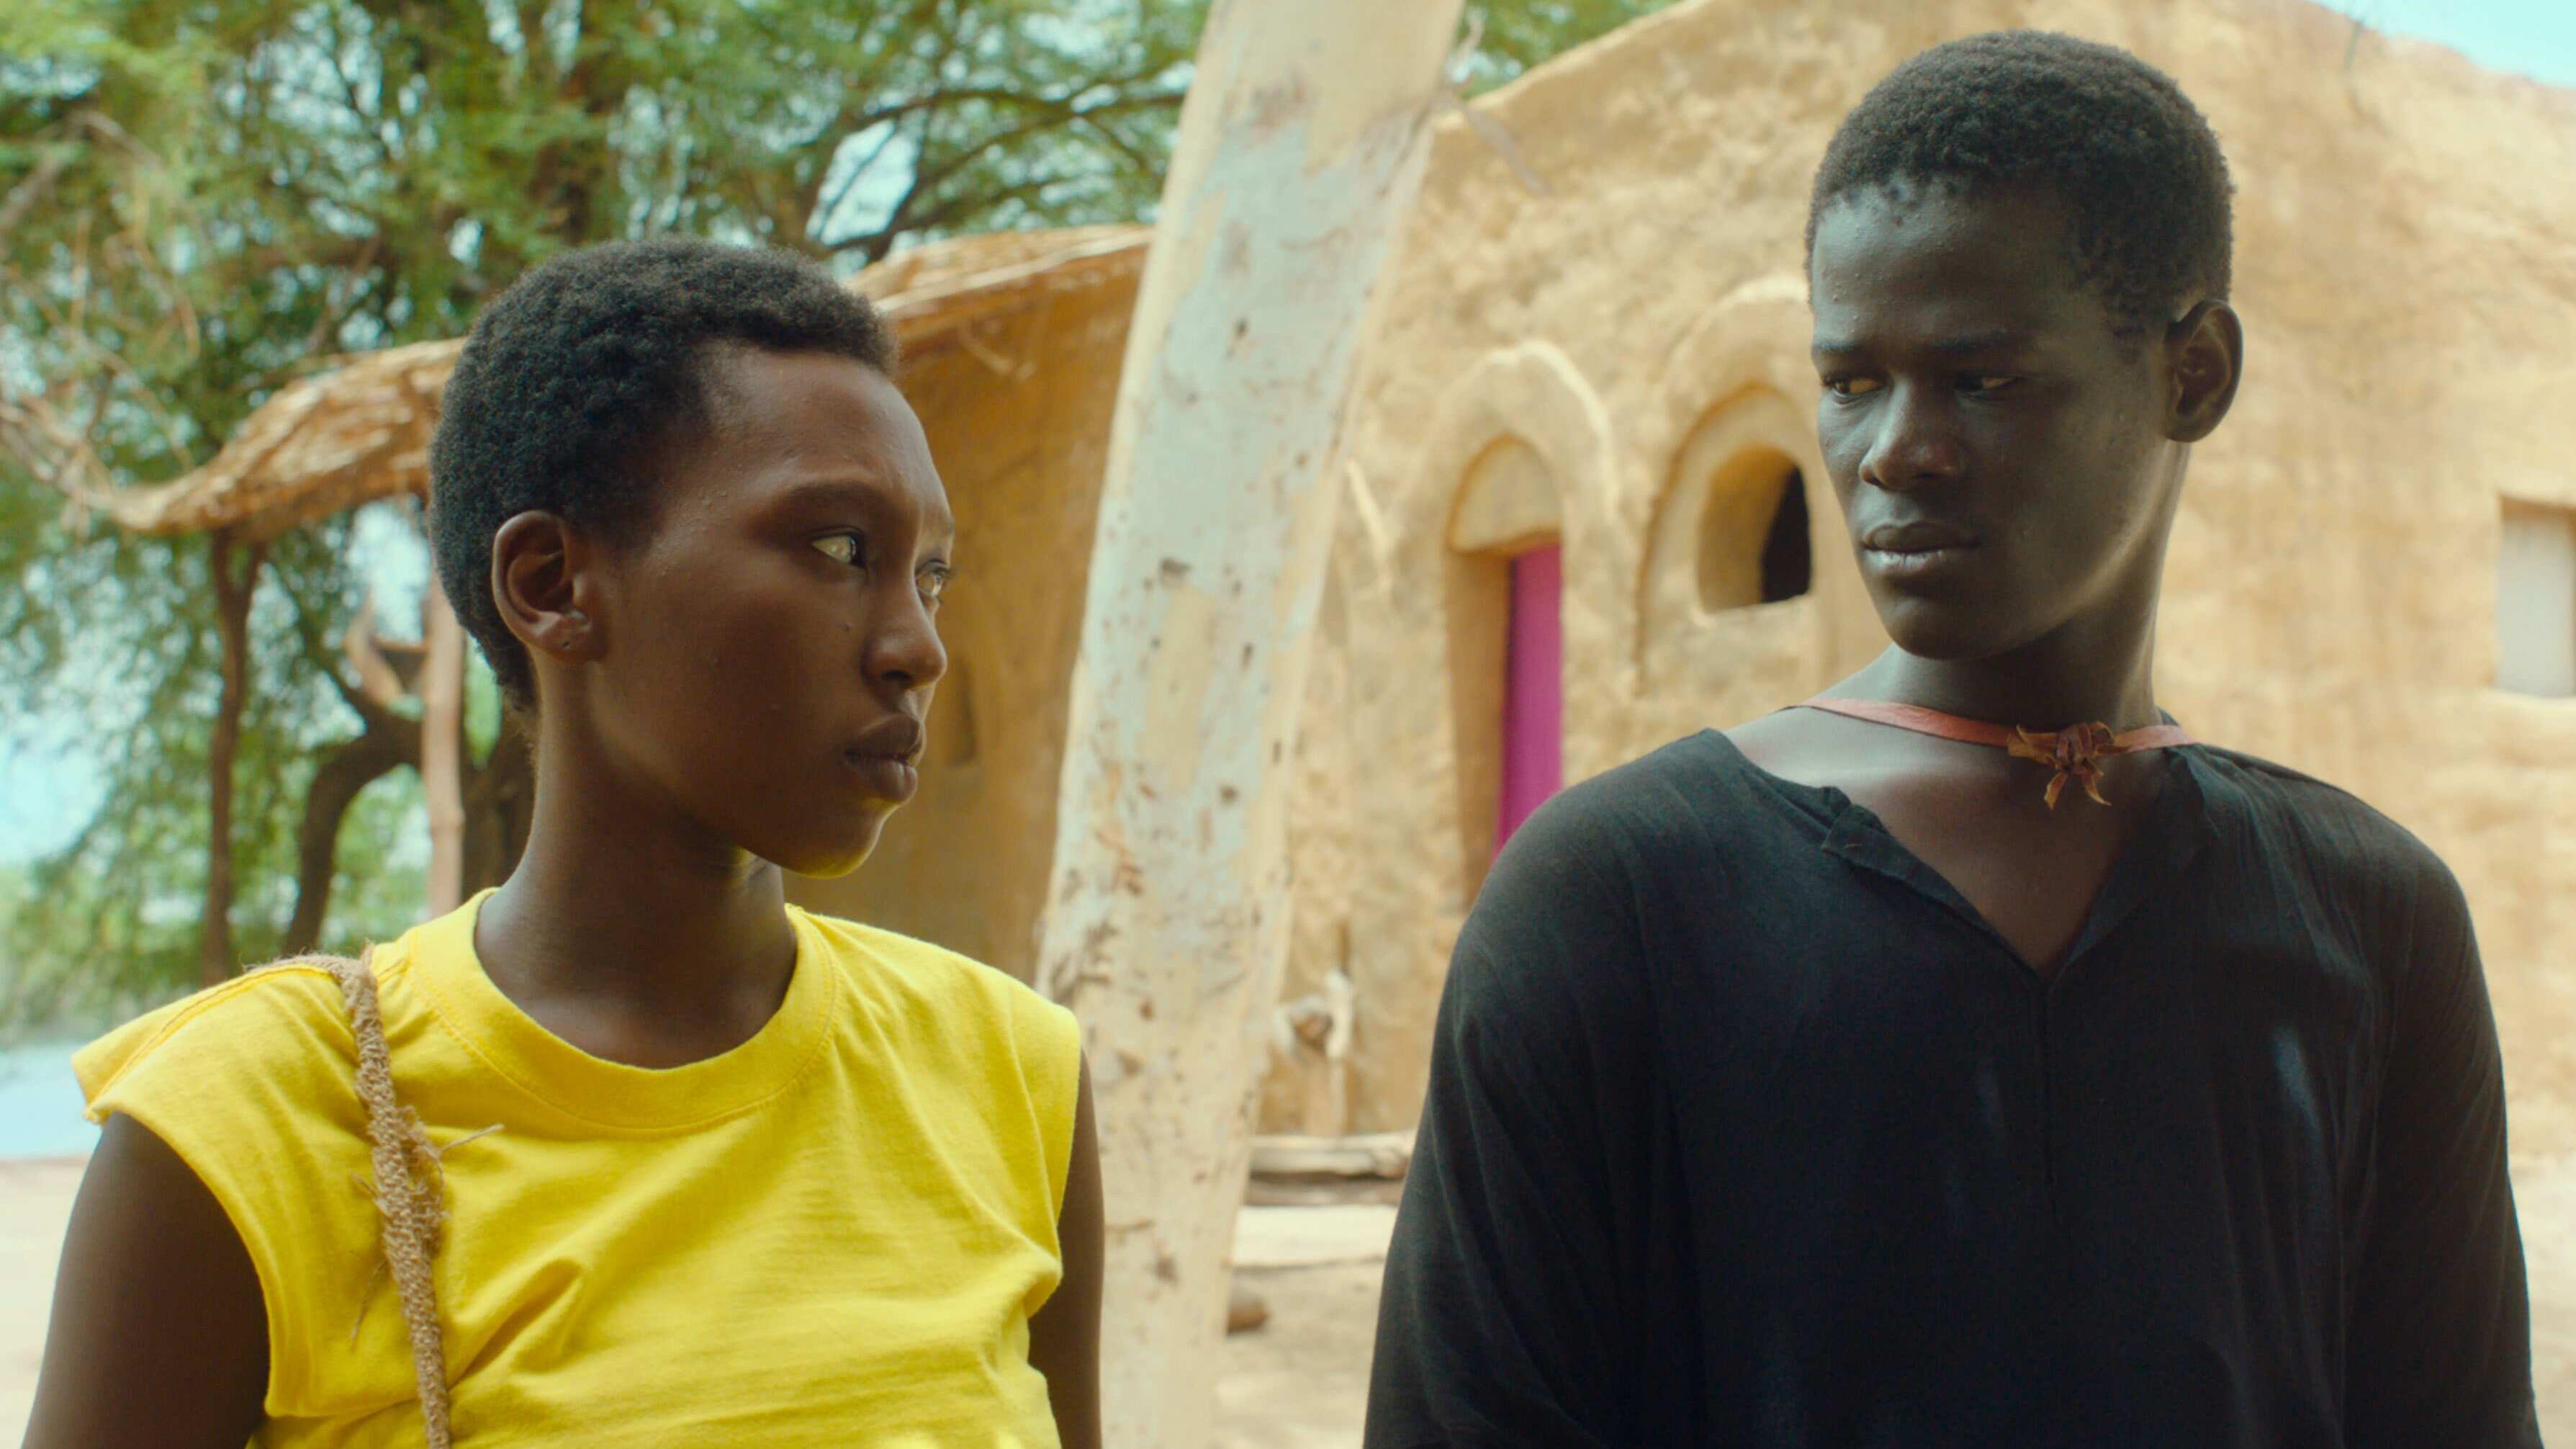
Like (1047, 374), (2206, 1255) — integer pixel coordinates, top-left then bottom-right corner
(199, 530), (264, 986)
(1030, 2), (1464, 1439)
(420, 570), (467, 916)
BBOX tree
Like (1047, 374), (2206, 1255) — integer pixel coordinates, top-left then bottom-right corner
(1457, 0), (1680, 89)
(1031, 0), (1465, 1437)
(0, 0), (1681, 1026)
(0, 0), (1206, 1020)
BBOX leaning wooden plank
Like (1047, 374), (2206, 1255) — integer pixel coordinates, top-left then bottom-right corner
(1249, 1131), (1416, 1180)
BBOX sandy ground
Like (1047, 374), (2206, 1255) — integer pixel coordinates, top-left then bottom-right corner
(0, 1158), (78, 1441)
(3, 1165), (2569, 1444)
(1220, 1205), (1402, 1448)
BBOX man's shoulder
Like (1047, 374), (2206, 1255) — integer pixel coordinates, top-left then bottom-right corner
(2185, 744), (2468, 920)
(1513, 730), (1787, 863)
(1459, 733), (1796, 1005)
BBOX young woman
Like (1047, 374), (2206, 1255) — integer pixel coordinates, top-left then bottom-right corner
(26, 238), (1104, 1448)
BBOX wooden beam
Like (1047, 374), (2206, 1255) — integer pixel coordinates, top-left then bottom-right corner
(420, 572), (467, 917)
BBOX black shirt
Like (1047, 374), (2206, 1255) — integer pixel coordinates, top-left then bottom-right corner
(1366, 731), (2538, 1448)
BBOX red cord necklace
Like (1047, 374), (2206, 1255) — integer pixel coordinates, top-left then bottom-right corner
(1794, 697), (2194, 809)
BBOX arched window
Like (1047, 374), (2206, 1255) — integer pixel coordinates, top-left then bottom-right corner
(1697, 447), (1812, 611)
(1637, 390), (1827, 697)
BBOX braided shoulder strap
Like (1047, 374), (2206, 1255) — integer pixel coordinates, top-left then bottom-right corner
(264, 950), (456, 1448)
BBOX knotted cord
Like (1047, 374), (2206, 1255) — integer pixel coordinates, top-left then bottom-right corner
(1794, 698), (2194, 807)
(258, 949), (494, 1448)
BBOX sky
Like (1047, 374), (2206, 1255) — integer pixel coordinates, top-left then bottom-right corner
(2320, 0), (2576, 87)
(1, 0), (2572, 866)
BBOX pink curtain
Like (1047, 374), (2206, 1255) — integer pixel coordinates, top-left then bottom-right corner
(1496, 544), (1564, 854)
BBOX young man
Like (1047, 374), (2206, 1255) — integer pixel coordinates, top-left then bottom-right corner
(1366, 32), (2536, 1448)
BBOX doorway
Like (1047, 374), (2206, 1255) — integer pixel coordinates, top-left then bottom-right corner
(1496, 542), (1563, 853)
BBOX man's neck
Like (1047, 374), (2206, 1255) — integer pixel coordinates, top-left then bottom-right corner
(1838, 608), (2163, 735)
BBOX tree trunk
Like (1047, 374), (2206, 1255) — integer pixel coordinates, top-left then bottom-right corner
(199, 531), (266, 987)
(280, 708), (420, 956)
(1030, 3), (1464, 1439)
(461, 714), (535, 896)
(420, 572), (467, 916)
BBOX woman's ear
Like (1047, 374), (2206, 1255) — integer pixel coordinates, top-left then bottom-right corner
(2164, 299), (2244, 445)
(490, 511), (607, 665)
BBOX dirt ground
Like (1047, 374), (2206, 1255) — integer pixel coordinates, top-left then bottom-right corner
(3, 1162), (2570, 1443)
(0, 1158), (78, 1441)
(1219, 1204), (1400, 1446)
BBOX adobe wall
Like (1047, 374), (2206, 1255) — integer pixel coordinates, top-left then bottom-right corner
(787, 273), (1137, 979)
(1266, 0), (2576, 1159)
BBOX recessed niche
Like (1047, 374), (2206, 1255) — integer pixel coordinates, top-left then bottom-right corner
(2498, 499), (2576, 698)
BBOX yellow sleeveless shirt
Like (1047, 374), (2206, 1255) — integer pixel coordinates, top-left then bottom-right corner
(76, 893), (1081, 1448)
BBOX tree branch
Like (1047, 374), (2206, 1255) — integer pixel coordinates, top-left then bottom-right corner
(279, 708), (420, 955)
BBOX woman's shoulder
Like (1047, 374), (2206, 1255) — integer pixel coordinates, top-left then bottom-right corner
(791, 909), (1078, 1064)
(76, 957), (363, 1123)
(793, 910), (1084, 1206)
(72, 954), (390, 1409)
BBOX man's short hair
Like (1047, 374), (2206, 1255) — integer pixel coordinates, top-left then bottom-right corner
(1806, 30), (2235, 336)
(428, 237), (897, 706)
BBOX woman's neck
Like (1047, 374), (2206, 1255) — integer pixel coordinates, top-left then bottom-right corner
(473, 729), (798, 1049)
